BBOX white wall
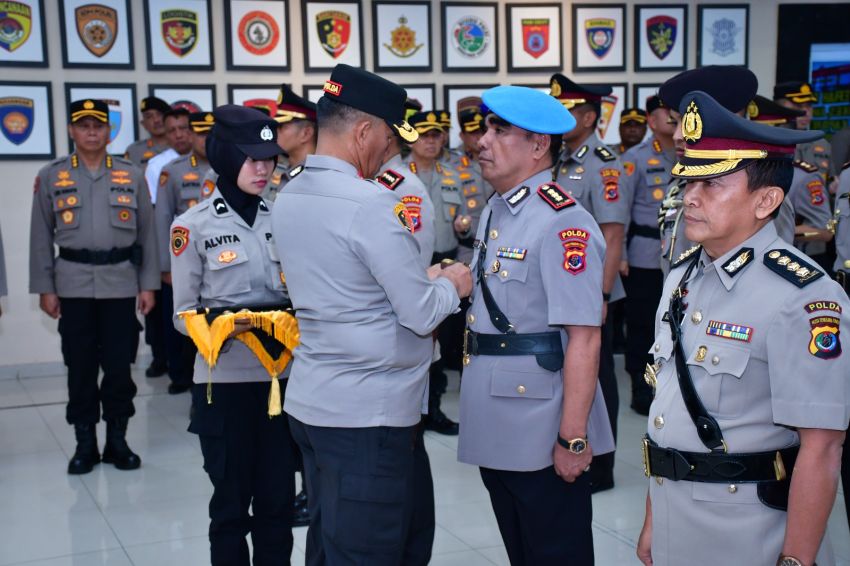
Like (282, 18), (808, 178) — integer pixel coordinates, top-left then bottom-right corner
(0, 0), (841, 367)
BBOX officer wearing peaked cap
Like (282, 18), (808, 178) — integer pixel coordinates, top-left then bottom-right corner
(268, 84), (317, 202)
(637, 90), (850, 566)
(616, 107), (648, 156)
(775, 81), (834, 181)
(459, 85), (615, 565)
(30, 99), (159, 475)
(657, 65), (760, 276)
(272, 64), (471, 564)
(125, 96), (171, 171)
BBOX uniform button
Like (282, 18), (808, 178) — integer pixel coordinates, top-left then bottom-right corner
(711, 355), (720, 365)
(489, 229), (499, 240)
(499, 342), (507, 348)
(691, 310), (703, 324)
(654, 415), (664, 429)
(728, 484), (738, 494)
(500, 270), (508, 278)
(655, 476), (663, 486)
(467, 313), (475, 324)
(654, 343), (660, 352)
(516, 385), (526, 394)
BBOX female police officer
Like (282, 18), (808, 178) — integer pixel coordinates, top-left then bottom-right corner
(170, 105), (294, 565)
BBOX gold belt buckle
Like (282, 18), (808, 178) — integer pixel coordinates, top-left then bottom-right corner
(642, 437), (652, 477)
(462, 329), (471, 366)
(773, 451), (787, 481)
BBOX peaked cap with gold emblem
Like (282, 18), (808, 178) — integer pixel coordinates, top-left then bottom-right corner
(773, 81), (818, 104)
(189, 111), (216, 133)
(457, 96), (484, 132)
(409, 111), (444, 134)
(275, 84), (317, 123)
(70, 99), (109, 124)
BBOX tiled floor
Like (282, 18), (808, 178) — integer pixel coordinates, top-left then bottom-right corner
(1, 356), (848, 565)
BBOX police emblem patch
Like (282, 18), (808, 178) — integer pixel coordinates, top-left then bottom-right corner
(238, 10), (279, 56)
(809, 316), (842, 359)
(402, 194), (422, 233)
(161, 9), (198, 57)
(316, 10), (351, 58)
(394, 201), (413, 232)
(0, 0), (31, 52)
(521, 18), (549, 59)
(584, 18), (615, 59)
(260, 125), (273, 141)
(201, 179), (215, 197)
(601, 168), (620, 201)
(559, 228), (589, 275)
(0, 96), (33, 145)
(807, 179), (825, 206)
(171, 226), (189, 256)
(452, 15), (490, 58)
(75, 3), (117, 58)
(646, 15), (676, 60)
(383, 16), (423, 58)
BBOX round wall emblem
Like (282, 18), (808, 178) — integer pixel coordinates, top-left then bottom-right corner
(451, 16), (490, 58)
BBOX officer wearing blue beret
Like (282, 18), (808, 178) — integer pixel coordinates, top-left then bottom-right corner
(458, 85), (615, 565)
(272, 64), (472, 564)
(637, 90), (850, 566)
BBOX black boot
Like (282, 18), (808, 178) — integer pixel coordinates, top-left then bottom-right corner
(102, 418), (141, 470)
(68, 423), (100, 475)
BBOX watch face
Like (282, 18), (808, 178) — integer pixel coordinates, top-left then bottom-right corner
(778, 560), (802, 566)
(571, 439), (586, 454)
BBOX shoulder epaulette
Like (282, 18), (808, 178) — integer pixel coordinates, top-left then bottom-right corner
(537, 183), (576, 210)
(289, 164), (304, 178)
(671, 245), (701, 268)
(408, 161), (417, 174)
(112, 155), (134, 166)
(595, 146), (616, 162)
(763, 249), (823, 287)
(793, 160), (818, 173)
(652, 139), (662, 154)
(842, 160), (850, 172)
(376, 168), (404, 190)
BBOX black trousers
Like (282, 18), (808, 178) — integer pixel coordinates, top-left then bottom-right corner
(589, 310), (619, 484)
(58, 297), (139, 425)
(623, 268), (664, 397)
(144, 289), (166, 364)
(402, 424), (435, 566)
(190, 382), (295, 566)
(480, 466), (594, 566)
(290, 417), (418, 566)
(160, 282), (197, 386)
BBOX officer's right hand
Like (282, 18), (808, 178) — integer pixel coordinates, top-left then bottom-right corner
(440, 262), (473, 298)
(39, 293), (60, 319)
(637, 495), (653, 565)
(226, 317), (252, 340)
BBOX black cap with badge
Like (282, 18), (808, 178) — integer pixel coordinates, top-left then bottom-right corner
(659, 66), (758, 114)
(211, 104), (283, 160)
(140, 96), (171, 115)
(321, 64), (418, 143)
(70, 99), (109, 124)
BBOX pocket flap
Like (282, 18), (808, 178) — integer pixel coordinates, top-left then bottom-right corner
(206, 245), (249, 271)
(490, 259), (529, 283)
(266, 241), (280, 262)
(490, 368), (555, 400)
(687, 343), (750, 377)
(441, 186), (462, 205)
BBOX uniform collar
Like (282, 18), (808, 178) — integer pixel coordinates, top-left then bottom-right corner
(703, 222), (779, 291)
(565, 132), (600, 164)
(495, 170), (550, 216)
(384, 153), (405, 171)
(304, 154), (359, 178)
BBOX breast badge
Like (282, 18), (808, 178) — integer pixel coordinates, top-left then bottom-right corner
(218, 250), (237, 264)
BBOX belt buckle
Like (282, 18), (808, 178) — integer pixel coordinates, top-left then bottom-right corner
(462, 329), (470, 366)
(641, 436), (652, 477)
(773, 451), (787, 481)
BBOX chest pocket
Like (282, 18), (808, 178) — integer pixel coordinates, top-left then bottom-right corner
(686, 342), (751, 419)
(487, 257), (530, 315)
(265, 242), (285, 292)
(440, 186), (462, 221)
(109, 191), (138, 230)
(53, 192), (82, 231)
(205, 243), (251, 297)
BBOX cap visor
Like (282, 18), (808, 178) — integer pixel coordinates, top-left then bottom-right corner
(236, 143), (284, 160)
(390, 120), (419, 144)
(671, 157), (755, 179)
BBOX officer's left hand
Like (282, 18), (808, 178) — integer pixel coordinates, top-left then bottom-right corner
(137, 291), (155, 315)
(553, 441), (593, 483)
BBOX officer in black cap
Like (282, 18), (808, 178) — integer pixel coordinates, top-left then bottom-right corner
(616, 107), (648, 155)
(172, 104), (295, 565)
(657, 66), (759, 276)
(269, 85), (317, 202)
(273, 64), (470, 564)
(125, 96), (172, 172)
(774, 81), (834, 180)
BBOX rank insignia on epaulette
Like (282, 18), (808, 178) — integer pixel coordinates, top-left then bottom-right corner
(721, 247), (753, 276)
(377, 169), (404, 190)
(537, 183), (576, 210)
(793, 160), (818, 173)
(764, 249), (823, 287)
(507, 186), (530, 207)
(258, 201), (269, 213)
(672, 245), (701, 268)
(213, 198), (229, 215)
(408, 162), (417, 174)
(289, 164), (304, 178)
(595, 146), (616, 162)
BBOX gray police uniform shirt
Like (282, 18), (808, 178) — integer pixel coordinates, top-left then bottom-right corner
(171, 188), (288, 384)
(124, 138), (168, 171)
(402, 156), (468, 256)
(457, 170), (615, 472)
(272, 155), (460, 428)
(0, 219), (6, 297)
(647, 222), (849, 566)
(796, 138), (833, 181)
(380, 154), (436, 266)
(622, 137), (675, 269)
(833, 166), (850, 273)
(29, 154), (160, 298)
(659, 179), (692, 277)
(791, 163), (832, 256)
(155, 153), (211, 271)
(446, 151), (494, 264)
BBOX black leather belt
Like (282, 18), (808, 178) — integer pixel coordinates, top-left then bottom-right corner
(642, 436), (798, 483)
(628, 223), (661, 241)
(59, 245), (139, 266)
(466, 330), (563, 371)
(431, 248), (458, 264)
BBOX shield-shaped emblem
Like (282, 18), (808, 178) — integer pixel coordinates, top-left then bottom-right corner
(585, 18), (615, 59)
(0, 96), (34, 145)
(315, 10), (351, 59)
(161, 9), (198, 57)
(521, 18), (549, 59)
(0, 0), (32, 52)
(75, 4), (117, 57)
(646, 15), (676, 60)
(104, 98), (121, 143)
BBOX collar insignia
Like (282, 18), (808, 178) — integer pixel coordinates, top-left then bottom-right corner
(721, 247), (754, 277)
(507, 185), (530, 207)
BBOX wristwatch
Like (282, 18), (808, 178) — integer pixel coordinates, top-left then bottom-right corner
(557, 435), (588, 454)
(776, 556), (804, 566)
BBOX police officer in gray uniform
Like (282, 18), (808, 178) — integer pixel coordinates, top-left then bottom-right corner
(614, 107), (648, 156)
(621, 95), (677, 416)
(833, 163), (850, 536)
(269, 85), (317, 202)
(774, 81), (834, 181)
(155, 111), (214, 394)
(658, 66), (760, 277)
(637, 90), (850, 566)
(459, 85), (614, 566)
(171, 105), (294, 565)
(124, 96), (171, 171)
(0, 219), (6, 317)
(29, 99), (159, 474)
(273, 64), (471, 565)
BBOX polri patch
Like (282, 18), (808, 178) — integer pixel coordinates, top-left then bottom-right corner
(809, 315), (842, 359)
(807, 179), (825, 206)
(559, 227), (589, 275)
(171, 226), (189, 256)
(706, 320), (753, 342)
(402, 195), (422, 232)
(394, 202), (413, 232)
(377, 169), (404, 190)
(496, 247), (527, 260)
(201, 179), (215, 197)
(601, 168), (620, 201)
(805, 301), (842, 314)
(721, 247), (753, 276)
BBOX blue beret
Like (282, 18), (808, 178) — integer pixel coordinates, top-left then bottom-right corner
(481, 85), (576, 135)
